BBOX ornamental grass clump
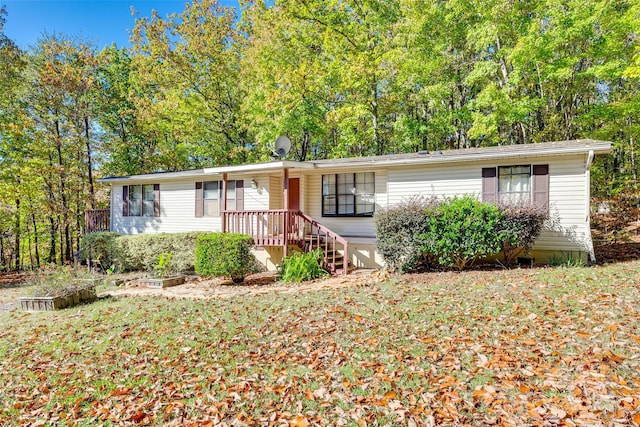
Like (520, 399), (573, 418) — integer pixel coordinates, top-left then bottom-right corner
(279, 249), (328, 283)
(28, 266), (96, 298)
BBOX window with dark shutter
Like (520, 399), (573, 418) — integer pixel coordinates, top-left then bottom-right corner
(481, 167), (497, 203)
(199, 180), (240, 217)
(122, 186), (129, 216)
(195, 182), (204, 218)
(123, 184), (159, 217)
(153, 184), (160, 217)
(235, 180), (244, 211)
(482, 164), (549, 209)
(532, 164), (549, 210)
(498, 165), (531, 204)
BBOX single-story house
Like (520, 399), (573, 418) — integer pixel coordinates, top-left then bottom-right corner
(88, 139), (612, 273)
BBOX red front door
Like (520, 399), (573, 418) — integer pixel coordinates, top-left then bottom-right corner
(288, 178), (300, 211)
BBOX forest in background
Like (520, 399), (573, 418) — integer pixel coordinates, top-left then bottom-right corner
(0, 0), (638, 270)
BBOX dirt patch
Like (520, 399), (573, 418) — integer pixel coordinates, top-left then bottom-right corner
(104, 270), (382, 300)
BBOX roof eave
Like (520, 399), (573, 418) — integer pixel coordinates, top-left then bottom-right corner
(97, 160), (312, 184)
(311, 143), (612, 169)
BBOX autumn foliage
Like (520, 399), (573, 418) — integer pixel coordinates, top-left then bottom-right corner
(498, 203), (549, 265)
(373, 196), (439, 272)
(1, 261), (639, 425)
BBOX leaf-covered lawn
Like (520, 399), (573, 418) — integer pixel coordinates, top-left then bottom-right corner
(1, 262), (640, 426)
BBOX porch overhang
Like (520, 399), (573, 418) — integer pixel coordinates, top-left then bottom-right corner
(97, 160), (313, 184)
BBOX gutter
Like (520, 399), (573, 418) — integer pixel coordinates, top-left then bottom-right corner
(585, 150), (596, 262)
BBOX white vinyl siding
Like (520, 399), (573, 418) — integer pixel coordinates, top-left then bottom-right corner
(111, 178), (269, 234)
(109, 152), (593, 258)
(387, 153), (591, 253)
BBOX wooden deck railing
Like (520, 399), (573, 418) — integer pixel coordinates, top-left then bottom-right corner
(224, 209), (349, 274)
(85, 209), (110, 233)
(296, 211), (349, 275)
(224, 209), (301, 247)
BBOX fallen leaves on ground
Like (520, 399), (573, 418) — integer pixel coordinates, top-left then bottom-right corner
(1, 261), (639, 425)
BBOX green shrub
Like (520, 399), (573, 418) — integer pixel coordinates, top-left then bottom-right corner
(374, 196), (440, 272)
(80, 232), (121, 269)
(279, 249), (328, 283)
(420, 196), (506, 271)
(195, 233), (255, 282)
(109, 232), (205, 273)
(153, 253), (175, 278)
(498, 203), (549, 265)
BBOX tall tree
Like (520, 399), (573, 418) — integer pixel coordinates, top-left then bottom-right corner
(131, 0), (251, 168)
(96, 45), (161, 176)
(240, 1), (333, 160)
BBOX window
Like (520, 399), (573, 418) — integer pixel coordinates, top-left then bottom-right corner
(203, 181), (236, 216)
(123, 184), (159, 217)
(498, 165), (531, 204)
(196, 180), (243, 217)
(482, 164), (548, 208)
(322, 172), (375, 217)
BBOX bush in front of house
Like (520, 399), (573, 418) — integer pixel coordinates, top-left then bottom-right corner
(195, 233), (255, 282)
(80, 232), (121, 269)
(498, 203), (549, 265)
(374, 196), (440, 273)
(420, 196), (507, 271)
(279, 249), (328, 283)
(83, 232), (239, 274)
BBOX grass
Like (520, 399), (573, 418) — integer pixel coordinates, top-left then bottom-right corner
(1, 261), (639, 425)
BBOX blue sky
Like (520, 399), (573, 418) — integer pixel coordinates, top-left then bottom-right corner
(2, 0), (239, 49)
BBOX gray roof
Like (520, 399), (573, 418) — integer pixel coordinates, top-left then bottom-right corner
(98, 139), (612, 183)
(308, 139), (611, 166)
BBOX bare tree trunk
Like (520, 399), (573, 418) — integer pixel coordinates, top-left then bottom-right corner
(371, 76), (381, 155)
(26, 215), (34, 269)
(14, 198), (20, 270)
(32, 211), (40, 268)
(54, 118), (71, 263)
(59, 216), (65, 265)
(0, 233), (4, 271)
(48, 217), (56, 264)
(85, 115), (95, 209)
(298, 130), (310, 161)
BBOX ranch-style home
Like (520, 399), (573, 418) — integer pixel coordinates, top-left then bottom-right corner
(87, 139), (612, 273)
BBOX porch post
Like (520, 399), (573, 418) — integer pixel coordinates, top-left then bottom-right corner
(283, 168), (289, 258)
(222, 173), (228, 233)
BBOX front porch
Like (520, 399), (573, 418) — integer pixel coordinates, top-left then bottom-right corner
(223, 209), (349, 274)
(86, 207), (350, 274)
